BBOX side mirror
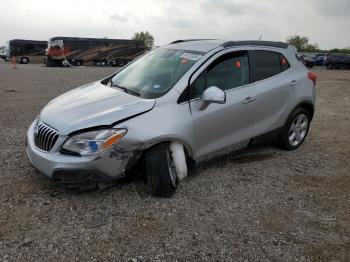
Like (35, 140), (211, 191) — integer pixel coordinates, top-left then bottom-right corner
(200, 86), (226, 104)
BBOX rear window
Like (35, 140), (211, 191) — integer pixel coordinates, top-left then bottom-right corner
(253, 50), (290, 81)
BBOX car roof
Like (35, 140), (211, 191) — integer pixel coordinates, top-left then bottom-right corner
(166, 39), (290, 53)
(165, 40), (225, 52)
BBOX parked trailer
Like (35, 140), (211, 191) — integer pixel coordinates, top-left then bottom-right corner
(7, 39), (47, 64)
(46, 37), (146, 67)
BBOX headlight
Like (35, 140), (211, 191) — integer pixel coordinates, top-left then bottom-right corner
(62, 129), (127, 156)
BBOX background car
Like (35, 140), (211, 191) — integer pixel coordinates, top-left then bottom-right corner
(299, 54), (315, 68)
(324, 54), (350, 69)
(0, 49), (9, 61)
(313, 53), (327, 66)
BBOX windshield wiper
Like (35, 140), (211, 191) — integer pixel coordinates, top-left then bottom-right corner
(112, 83), (141, 97)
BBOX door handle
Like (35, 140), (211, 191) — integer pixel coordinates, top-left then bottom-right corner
(290, 80), (299, 86)
(243, 96), (256, 104)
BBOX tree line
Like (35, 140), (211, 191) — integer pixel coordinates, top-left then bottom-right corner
(286, 35), (350, 54)
(131, 31), (350, 55)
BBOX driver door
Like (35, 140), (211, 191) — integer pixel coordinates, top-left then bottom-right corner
(189, 50), (256, 161)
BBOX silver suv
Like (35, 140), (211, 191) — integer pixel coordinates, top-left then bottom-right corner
(26, 40), (316, 197)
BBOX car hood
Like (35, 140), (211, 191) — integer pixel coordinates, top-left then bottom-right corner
(39, 81), (155, 135)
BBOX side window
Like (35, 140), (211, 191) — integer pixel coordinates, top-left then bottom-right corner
(190, 51), (249, 99)
(280, 54), (291, 72)
(191, 70), (206, 99)
(253, 50), (281, 81)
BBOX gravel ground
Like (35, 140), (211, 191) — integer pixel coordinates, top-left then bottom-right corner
(0, 63), (349, 262)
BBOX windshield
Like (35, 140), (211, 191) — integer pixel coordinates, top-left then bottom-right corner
(111, 48), (204, 98)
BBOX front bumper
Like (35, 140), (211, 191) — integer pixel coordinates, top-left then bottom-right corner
(26, 121), (132, 185)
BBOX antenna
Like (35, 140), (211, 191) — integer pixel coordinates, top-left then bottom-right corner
(258, 35), (262, 40)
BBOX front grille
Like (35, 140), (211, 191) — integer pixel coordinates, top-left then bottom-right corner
(34, 122), (59, 152)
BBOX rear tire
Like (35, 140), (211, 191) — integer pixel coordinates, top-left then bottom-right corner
(280, 108), (311, 150)
(145, 143), (177, 197)
(326, 63), (333, 70)
(21, 57), (29, 64)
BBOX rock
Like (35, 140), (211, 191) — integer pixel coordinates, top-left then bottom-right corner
(50, 191), (58, 197)
(85, 215), (106, 228)
(22, 238), (33, 246)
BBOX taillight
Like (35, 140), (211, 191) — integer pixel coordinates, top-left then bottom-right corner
(308, 72), (316, 85)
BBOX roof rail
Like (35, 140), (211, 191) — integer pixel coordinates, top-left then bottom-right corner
(170, 39), (216, 44)
(221, 40), (289, 49)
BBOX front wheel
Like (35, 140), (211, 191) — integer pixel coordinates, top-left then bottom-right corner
(145, 143), (177, 197)
(280, 108), (311, 150)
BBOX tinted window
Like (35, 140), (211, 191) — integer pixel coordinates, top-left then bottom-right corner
(191, 51), (249, 99)
(280, 54), (291, 72)
(253, 50), (282, 81)
(191, 70), (207, 99)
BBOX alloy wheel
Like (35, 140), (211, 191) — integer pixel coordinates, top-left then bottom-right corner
(288, 114), (309, 147)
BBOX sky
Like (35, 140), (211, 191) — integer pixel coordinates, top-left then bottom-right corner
(0, 0), (349, 49)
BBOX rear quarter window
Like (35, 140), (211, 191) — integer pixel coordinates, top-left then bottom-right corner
(252, 50), (290, 81)
(280, 54), (291, 72)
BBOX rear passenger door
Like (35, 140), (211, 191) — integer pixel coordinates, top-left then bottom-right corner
(249, 50), (294, 137)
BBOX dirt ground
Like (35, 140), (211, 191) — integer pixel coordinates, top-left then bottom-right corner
(0, 63), (349, 262)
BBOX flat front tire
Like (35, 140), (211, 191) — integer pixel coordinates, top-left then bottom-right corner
(280, 108), (311, 150)
(145, 143), (177, 197)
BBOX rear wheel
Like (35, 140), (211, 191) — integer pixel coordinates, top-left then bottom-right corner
(334, 63), (340, 70)
(280, 108), (310, 150)
(326, 63), (333, 70)
(21, 57), (29, 64)
(117, 60), (125, 67)
(145, 143), (177, 197)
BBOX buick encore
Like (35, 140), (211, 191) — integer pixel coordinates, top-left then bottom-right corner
(26, 40), (316, 197)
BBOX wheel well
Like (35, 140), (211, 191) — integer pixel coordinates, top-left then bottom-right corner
(299, 103), (314, 120)
(127, 140), (194, 176)
(144, 139), (193, 157)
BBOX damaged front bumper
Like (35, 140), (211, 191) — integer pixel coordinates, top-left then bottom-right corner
(26, 121), (137, 188)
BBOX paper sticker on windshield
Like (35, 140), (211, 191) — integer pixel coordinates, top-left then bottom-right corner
(180, 58), (188, 64)
(180, 53), (202, 61)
